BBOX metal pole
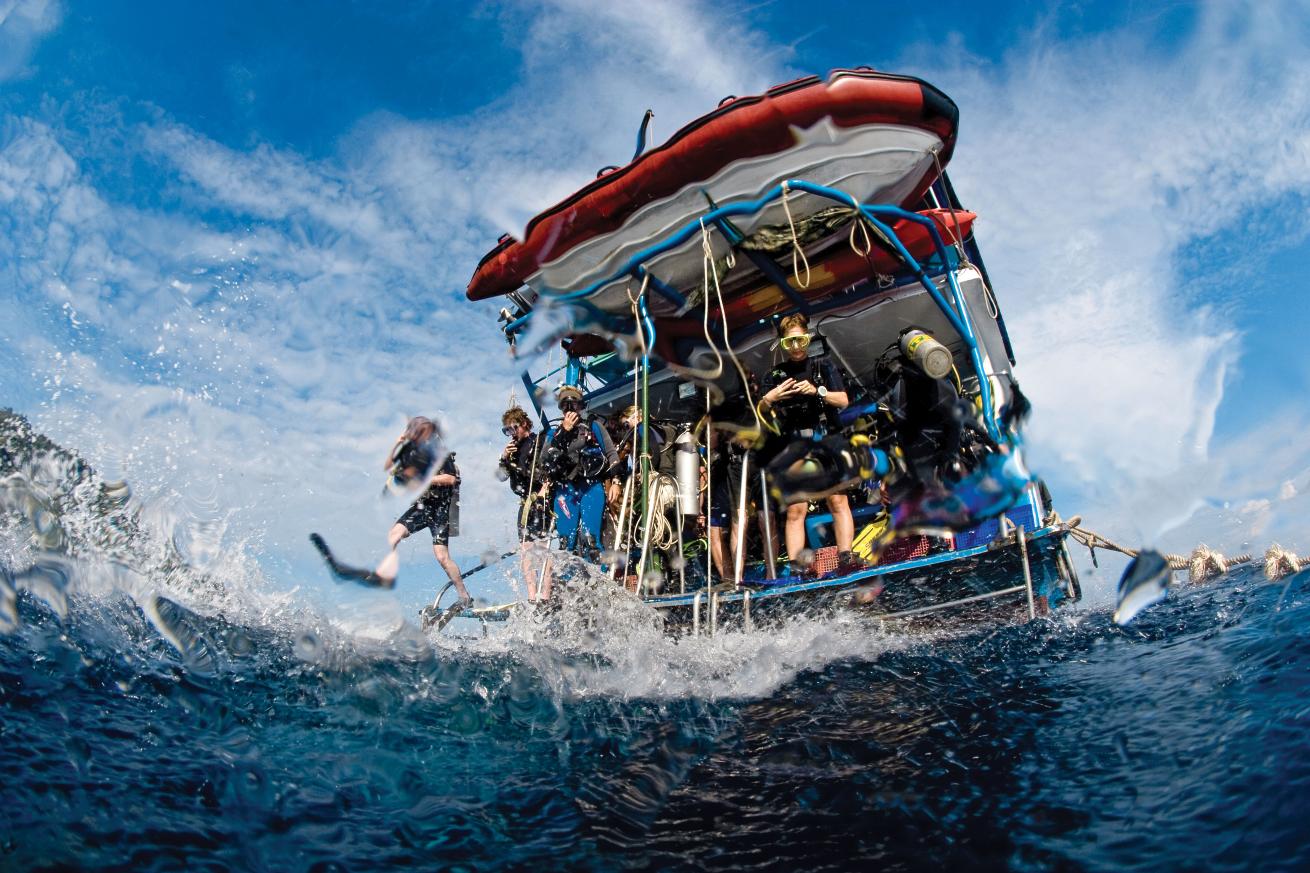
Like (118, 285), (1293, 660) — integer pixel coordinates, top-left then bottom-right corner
(758, 468), (777, 580)
(743, 589), (752, 631)
(692, 591), (702, 637)
(705, 410), (713, 600)
(608, 428), (639, 583)
(733, 453), (749, 586)
(1019, 527), (1036, 619)
(676, 512), (686, 595)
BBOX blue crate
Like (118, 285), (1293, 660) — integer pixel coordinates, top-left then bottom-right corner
(953, 501), (1039, 550)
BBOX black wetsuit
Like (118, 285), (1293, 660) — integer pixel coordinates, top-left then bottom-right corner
(397, 453), (460, 545)
(761, 356), (845, 438)
(500, 432), (550, 540)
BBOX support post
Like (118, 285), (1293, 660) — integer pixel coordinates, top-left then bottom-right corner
(759, 468), (777, 580)
(1019, 527), (1035, 620)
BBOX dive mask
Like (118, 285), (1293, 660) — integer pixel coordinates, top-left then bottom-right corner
(779, 334), (811, 351)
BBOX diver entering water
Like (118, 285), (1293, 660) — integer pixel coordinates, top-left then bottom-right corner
(541, 385), (619, 560)
(499, 405), (554, 602)
(380, 418), (471, 613)
(310, 416), (471, 620)
(758, 314), (860, 573)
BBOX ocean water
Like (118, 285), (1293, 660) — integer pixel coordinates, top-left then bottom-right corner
(2, 550), (1307, 871)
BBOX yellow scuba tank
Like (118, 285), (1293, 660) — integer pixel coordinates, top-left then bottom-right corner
(899, 328), (953, 380)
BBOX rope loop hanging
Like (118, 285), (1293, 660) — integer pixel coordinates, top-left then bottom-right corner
(779, 181), (812, 289)
(929, 146), (971, 266)
(849, 214), (874, 258)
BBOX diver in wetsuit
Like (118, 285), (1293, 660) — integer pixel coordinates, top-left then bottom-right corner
(375, 417), (471, 606)
(499, 405), (553, 601)
(541, 385), (619, 560)
(758, 313), (860, 573)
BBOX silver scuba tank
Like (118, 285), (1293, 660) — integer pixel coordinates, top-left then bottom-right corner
(899, 328), (954, 380)
(674, 427), (700, 515)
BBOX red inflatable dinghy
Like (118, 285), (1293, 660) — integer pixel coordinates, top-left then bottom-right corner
(468, 69), (959, 309)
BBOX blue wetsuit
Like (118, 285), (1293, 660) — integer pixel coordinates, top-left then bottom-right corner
(542, 418), (618, 557)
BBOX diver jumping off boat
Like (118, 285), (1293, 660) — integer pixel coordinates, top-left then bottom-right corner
(311, 416), (472, 626)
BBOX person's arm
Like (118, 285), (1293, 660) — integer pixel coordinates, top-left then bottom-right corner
(431, 455), (459, 488)
(821, 358), (849, 409)
(594, 420), (620, 476)
(758, 370), (792, 410)
(540, 426), (567, 477)
(384, 436), (404, 470)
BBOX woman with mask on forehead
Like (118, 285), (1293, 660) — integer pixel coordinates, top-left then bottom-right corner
(758, 313), (863, 575)
(498, 405), (553, 602)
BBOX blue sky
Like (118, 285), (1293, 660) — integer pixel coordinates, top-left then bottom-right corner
(2, 0), (1308, 626)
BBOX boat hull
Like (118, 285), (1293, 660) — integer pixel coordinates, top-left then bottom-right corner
(646, 526), (1077, 635)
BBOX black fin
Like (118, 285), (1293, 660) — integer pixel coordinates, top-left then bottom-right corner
(309, 533), (395, 589)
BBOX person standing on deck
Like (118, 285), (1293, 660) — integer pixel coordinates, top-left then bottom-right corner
(498, 405), (554, 602)
(541, 385), (619, 560)
(758, 313), (861, 575)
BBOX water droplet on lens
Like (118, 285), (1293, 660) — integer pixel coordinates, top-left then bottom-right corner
(226, 629), (254, 657)
(294, 632), (321, 661)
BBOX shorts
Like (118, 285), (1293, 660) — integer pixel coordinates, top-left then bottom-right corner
(397, 495), (452, 546)
(517, 496), (551, 541)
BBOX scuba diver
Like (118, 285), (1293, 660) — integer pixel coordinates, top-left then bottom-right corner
(541, 385), (619, 560)
(498, 405), (554, 602)
(758, 313), (861, 574)
(309, 416), (472, 619)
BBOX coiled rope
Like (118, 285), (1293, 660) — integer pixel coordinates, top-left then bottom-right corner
(1054, 513), (1305, 583)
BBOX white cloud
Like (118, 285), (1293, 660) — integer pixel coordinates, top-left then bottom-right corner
(0, 0), (60, 81)
(900, 0), (1310, 553)
(0, 1), (790, 610)
(7, 0), (1308, 618)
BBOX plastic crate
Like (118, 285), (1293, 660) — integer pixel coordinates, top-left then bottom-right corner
(953, 502), (1040, 550)
(811, 546), (840, 576)
(877, 534), (931, 565)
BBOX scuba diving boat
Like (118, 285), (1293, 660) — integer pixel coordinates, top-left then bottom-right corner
(460, 68), (1081, 634)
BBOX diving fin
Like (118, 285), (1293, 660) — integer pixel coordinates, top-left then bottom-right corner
(1113, 550), (1172, 626)
(309, 533), (395, 589)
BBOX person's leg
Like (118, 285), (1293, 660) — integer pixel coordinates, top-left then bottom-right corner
(374, 522), (409, 581)
(827, 493), (854, 553)
(554, 483), (582, 552)
(537, 544), (554, 601)
(708, 525), (727, 579)
(784, 501), (809, 562)
(578, 480), (607, 559)
(520, 540), (538, 601)
(432, 544), (470, 601)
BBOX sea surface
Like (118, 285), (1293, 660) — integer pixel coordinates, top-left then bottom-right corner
(1, 555), (1308, 872)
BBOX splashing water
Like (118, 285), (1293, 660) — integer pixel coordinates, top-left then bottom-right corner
(2, 518), (1309, 871)
(3, 412), (1309, 869)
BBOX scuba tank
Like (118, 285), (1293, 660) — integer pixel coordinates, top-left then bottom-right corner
(385, 438), (441, 494)
(899, 328), (953, 380)
(674, 426), (699, 516)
